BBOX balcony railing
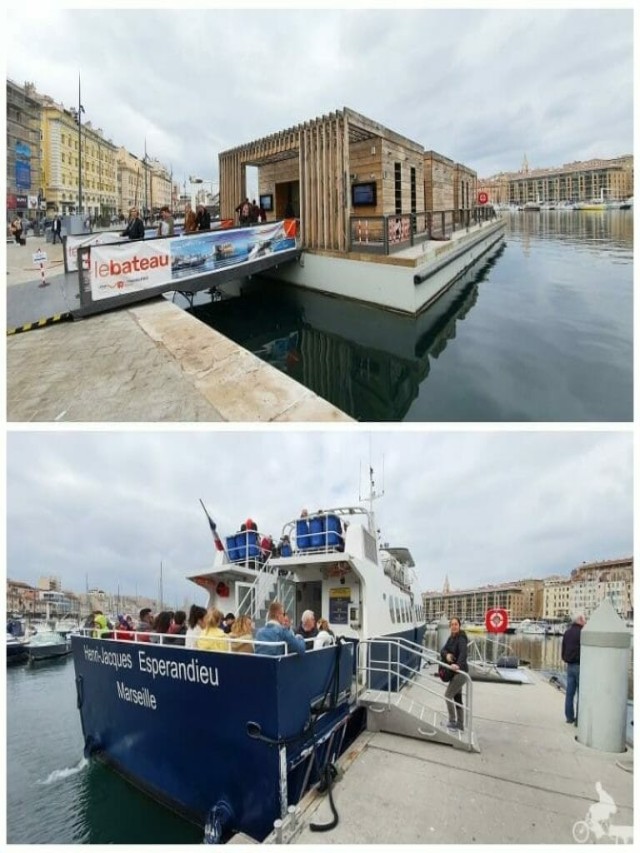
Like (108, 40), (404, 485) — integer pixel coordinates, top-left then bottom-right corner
(349, 206), (498, 255)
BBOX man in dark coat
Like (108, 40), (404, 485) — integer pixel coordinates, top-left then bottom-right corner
(561, 614), (586, 724)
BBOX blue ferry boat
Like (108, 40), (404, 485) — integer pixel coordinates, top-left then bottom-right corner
(71, 477), (426, 842)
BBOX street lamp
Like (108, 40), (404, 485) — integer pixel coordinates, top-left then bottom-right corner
(70, 74), (85, 216)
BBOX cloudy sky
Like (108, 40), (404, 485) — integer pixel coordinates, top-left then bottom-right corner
(6, 5), (634, 195)
(6, 430), (633, 610)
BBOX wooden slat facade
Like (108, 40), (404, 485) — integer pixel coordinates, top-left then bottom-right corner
(219, 108), (475, 253)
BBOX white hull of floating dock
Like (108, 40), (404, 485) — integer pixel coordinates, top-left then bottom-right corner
(267, 219), (506, 316)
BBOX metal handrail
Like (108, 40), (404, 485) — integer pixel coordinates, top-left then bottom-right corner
(349, 207), (498, 254)
(73, 627), (295, 656)
(356, 635), (474, 747)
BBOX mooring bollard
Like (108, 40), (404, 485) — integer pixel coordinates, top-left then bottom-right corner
(577, 598), (630, 752)
(33, 247), (49, 287)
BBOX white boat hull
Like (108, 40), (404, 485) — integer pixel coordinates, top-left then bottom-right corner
(267, 220), (505, 316)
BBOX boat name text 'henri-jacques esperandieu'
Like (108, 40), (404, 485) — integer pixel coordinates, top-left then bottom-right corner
(83, 644), (220, 710)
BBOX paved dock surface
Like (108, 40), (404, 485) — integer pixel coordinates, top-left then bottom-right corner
(5, 235), (352, 422)
(293, 672), (633, 844)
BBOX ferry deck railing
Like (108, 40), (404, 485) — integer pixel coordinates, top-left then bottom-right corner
(356, 635), (474, 749)
(74, 627), (302, 656)
(349, 206), (498, 255)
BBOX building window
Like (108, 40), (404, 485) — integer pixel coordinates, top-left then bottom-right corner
(410, 166), (416, 214)
(394, 162), (402, 214)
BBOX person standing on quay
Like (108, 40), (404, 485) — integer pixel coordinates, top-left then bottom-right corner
(196, 204), (211, 231)
(121, 207), (145, 240)
(156, 205), (175, 238)
(561, 614), (586, 724)
(440, 616), (469, 731)
(183, 203), (197, 234)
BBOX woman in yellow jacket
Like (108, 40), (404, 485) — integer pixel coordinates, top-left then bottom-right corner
(196, 607), (229, 652)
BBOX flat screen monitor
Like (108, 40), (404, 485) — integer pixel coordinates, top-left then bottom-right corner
(259, 194), (273, 211)
(351, 182), (377, 207)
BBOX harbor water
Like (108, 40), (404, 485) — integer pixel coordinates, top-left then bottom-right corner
(6, 657), (202, 844)
(7, 633), (631, 843)
(181, 210), (632, 422)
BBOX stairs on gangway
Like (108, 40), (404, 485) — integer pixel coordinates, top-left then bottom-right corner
(357, 687), (480, 753)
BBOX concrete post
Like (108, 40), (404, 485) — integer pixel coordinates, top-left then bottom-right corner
(436, 615), (450, 655)
(577, 599), (630, 753)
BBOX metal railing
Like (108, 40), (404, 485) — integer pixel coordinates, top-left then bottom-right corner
(349, 206), (498, 255)
(73, 627), (294, 656)
(356, 635), (474, 748)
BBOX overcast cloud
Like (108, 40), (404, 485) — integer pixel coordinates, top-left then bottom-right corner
(6, 7), (634, 192)
(6, 431), (633, 609)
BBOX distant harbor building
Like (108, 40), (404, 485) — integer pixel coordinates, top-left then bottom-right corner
(5, 80), (173, 223)
(422, 579), (544, 623)
(542, 576), (572, 621)
(568, 557), (633, 621)
(479, 154), (633, 205)
(6, 79), (42, 220)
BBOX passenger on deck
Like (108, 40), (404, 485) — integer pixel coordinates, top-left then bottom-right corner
(165, 610), (187, 645)
(229, 615), (254, 654)
(222, 612), (236, 634)
(296, 610), (318, 648)
(196, 607), (229, 652)
(440, 616), (469, 732)
(255, 601), (306, 656)
(276, 534), (291, 557)
(153, 611), (173, 643)
(136, 608), (155, 632)
(313, 618), (335, 649)
(260, 534), (275, 561)
(185, 605), (207, 649)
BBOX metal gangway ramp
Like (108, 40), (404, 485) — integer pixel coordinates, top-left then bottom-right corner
(74, 219), (300, 318)
(356, 637), (480, 752)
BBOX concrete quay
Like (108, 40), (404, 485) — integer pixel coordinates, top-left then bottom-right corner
(290, 672), (634, 845)
(5, 235), (352, 423)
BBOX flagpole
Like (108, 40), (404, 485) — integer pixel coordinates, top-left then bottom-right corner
(199, 499), (227, 557)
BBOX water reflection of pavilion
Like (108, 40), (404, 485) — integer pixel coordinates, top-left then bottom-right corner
(190, 246), (503, 421)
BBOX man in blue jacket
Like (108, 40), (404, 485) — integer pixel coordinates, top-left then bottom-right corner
(561, 614), (586, 724)
(256, 601), (306, 656)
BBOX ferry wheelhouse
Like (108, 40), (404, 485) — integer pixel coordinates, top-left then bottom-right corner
(71, 492), (426, 842)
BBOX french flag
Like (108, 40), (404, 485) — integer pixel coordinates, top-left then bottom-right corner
(199, 500), (225, 552)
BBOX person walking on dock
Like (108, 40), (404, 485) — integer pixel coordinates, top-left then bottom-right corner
(52, 215), (62, 245)
(561, 614), (585, 724)
(440, 616), (469, 731)
(196, 205), (211, 231)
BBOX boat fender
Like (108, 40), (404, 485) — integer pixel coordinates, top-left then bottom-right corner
(75, 674), (84, 710)
(204, 800), (235, 844)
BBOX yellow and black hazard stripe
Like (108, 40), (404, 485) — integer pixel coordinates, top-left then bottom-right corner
(7, 312), (72, 336)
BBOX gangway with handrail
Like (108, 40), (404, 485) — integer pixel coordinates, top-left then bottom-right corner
(356, 636), (480, 752)
(73, 219), (301, 318)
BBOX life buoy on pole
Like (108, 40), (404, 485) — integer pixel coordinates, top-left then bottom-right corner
(485, 608), (508, 633)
